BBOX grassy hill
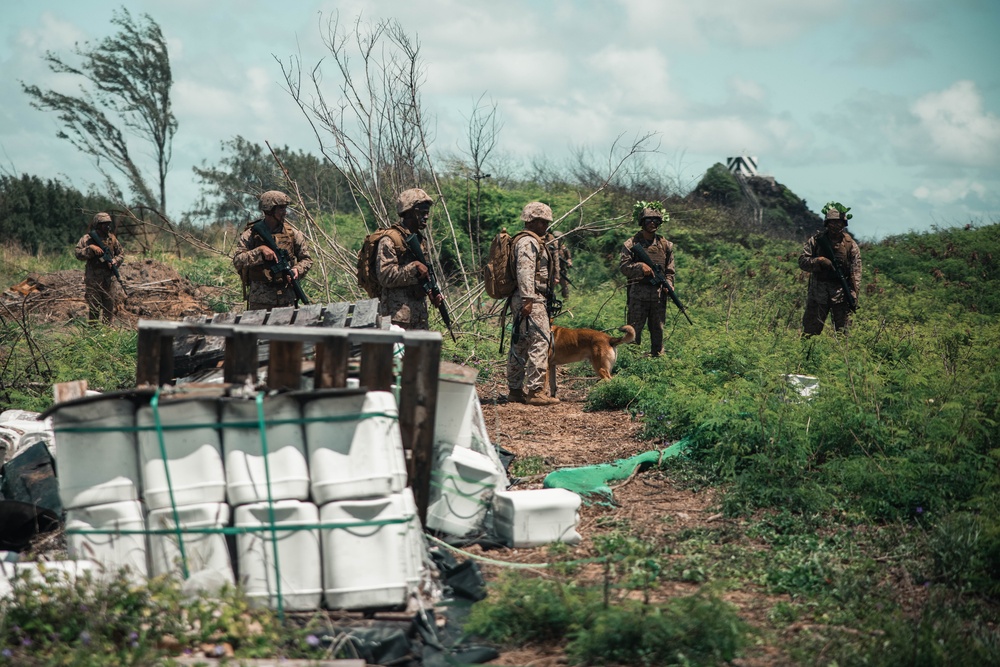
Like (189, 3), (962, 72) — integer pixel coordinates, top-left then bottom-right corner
(1, 193), (997, 663)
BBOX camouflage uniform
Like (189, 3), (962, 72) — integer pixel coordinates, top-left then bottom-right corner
(376, 223), (430, 329)
(620, 232), (675, 356)
(233, 219), (313, 312)
(74, 213), (124, 324)
(507, 203), (556, 399)
(798, 213), (861, 335)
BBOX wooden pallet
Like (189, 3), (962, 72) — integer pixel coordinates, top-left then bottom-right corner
(136, 317), (442, 524)
(172, 300), (380, 378)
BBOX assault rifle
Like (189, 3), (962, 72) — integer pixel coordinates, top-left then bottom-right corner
(404, 233), (457, 342)
(252, 220), (309, 305)
(88, 227), (128, 297)
(816, 234), (857, 312)
(630, 242), (693, 325)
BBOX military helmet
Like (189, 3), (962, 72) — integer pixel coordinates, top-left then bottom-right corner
(258, 190), (291, 213)
(520, 201), (553, 224)
(639, 207), (670, 225)
(91, 212), (112, 227)
(825, 208), (846, 224)
(396, 188), (433, 216)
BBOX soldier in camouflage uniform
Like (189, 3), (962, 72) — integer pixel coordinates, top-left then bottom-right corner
(376, 188), (443, 330)
(507, 202), (559, 406)
(798, 205), (861, 335)
(75, 212), (125, 324)
(619, 205), (675, 357)
(233, 190), (313, 312)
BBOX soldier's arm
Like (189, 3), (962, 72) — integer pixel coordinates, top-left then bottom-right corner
(798, 236), (825, 272)
(74, 235), (93, 261)
(375, 236), (419, 288)
(515, 237), (540, 303)
(619, 240), (646, 280)
(232, 230), (266, 271)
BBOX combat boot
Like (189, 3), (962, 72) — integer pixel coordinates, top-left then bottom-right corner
(507, 387), (526, 404)
(524, 390), (559, 406)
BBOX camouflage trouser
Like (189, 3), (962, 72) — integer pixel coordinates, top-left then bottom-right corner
(379, 289), (429, 330)
(85, 278), (120, 324)
(246, 281), (297, 312)
(802, 298), (852, 335)
(627, 287), (666, 354)
(507, 295), (552, 395)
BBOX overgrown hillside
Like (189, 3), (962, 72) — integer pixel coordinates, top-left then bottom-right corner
(1, 192), (997, 664)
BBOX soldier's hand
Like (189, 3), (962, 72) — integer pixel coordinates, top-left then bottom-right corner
(815, 257), (834, 269)
(89, 244), (105, 256)
(640, 264), (653, 277)
(260, 246), (278, 263)
(412, 261), (430, 280)
(520, 301), (533, 317)
(432, 292), (444, 307)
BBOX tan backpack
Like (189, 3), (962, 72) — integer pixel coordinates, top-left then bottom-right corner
(483, 229), (544, 299)
(357, 227), (407, 298)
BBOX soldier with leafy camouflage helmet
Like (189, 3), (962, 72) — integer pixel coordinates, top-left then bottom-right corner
(376, 188), (442, 330)
(507, 201), (559, 406)
(798, 202), (861, 335)
(233, 190), (313, 312)
(619, 201), (675, 357)
(74, 212), (125, 324)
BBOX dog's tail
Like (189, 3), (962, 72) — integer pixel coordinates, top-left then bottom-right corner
(610, 325), (636, 347)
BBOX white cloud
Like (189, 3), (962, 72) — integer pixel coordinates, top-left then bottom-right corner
(617, 0), (843, 48)
(913, 179), (988, 205)
(15, 11), (85, 53)
(910, 80), (1000, 167)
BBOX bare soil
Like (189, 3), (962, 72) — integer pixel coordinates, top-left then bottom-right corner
(1, 259), (220, 325)
(474, 369), (790, 666)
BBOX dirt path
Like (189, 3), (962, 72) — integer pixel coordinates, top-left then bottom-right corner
(469, 370), (784, 666)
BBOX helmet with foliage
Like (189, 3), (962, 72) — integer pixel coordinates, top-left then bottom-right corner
(520, 202), (553, 224)
(821, 201), (852, 226)
(258, 190), (291, 213)
(91, 212), (112, 228)
(396, 188), (433, 216)
(633, 201), (668, 225)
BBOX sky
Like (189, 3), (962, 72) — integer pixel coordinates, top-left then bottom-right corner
(1, 0), (998, 242)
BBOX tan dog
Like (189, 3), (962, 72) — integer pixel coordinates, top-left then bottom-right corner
(547, 324), (636, 396)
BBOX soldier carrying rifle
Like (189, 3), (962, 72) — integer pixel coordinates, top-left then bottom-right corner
(798, 202), (861, 336)
(233, 190), (313, 312)
(75, 212), (125, 325)
(619, 201), (682, 357)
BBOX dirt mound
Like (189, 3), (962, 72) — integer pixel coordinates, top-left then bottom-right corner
(1, 259), (220, 326)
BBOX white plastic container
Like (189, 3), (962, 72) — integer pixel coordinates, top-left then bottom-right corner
(234, 500), (321, 611)
(137, 399), (225, 510)
(783, 374), (820, 399)
(221, 395), (309, 506)
(0, 409), (55, 461)
(492, 488), (583, 547)
(65, 500), (148, 579)
(303, 391), (407, 503)
(320, 489), (424, 610)
(49, 394), (141, 509)
(427, 445), (502, 537)
(147, 502), (233, 583)
(434, 378), (477, 448)
(2, 560), (96, 585)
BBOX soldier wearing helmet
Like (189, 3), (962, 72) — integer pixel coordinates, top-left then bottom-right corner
(233, 190), (313, 312)
(74, 212), (125, 324)
(507, 201), (559, 406)
(375, 188), (442, 330)
(798, 202), (861, 335)
(619, 202), (675, 357)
